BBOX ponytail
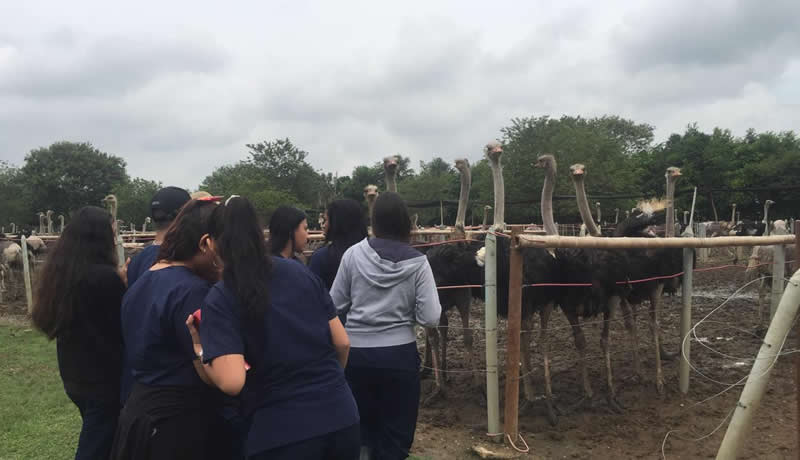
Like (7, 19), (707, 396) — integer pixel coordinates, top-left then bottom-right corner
(210, 197), (271, 322)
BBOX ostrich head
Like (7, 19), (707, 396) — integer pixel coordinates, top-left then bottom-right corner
(46, 210), (53, 219)
(454, 158), (470, 174)
(534, 154), (556, 171)
(363, 184), (379, 201)
(665, 166), (682, 181)
(765, 199), (775, 209)
(569, 163), (585, 177)
(484, 141), (503, 163)
(383, 156), (399, 174)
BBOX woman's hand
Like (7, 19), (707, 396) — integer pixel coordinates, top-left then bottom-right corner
(185, 314), (203, 358)
(118, 257), (131, 287)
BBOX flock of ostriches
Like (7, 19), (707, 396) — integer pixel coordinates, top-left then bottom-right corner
(0, 143), (792, 428)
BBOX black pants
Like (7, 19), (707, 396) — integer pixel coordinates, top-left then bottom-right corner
(345, 367), (420, 460)
(68, 394), (120, 460)
(248, 423), (360, 460)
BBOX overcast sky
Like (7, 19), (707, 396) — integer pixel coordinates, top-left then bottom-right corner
(1, 0), (798, 190)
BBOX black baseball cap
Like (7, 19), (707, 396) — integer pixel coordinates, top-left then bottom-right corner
(151, 186), (191, 223)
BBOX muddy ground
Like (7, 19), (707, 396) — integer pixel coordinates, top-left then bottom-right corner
(2, 250), (798, 459)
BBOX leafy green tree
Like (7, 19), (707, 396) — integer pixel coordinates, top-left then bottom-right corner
(399, 158), (458, 226)
(20, 142), (128, 220)
(0, 161), (29, 229)
(245, 138), (323, 207)
(113, 178), (162, 228)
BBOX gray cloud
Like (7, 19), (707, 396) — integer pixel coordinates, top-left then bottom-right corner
(0, 1), (798, 190)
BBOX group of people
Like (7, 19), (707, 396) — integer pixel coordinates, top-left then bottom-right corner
(31, 186), (442, 460)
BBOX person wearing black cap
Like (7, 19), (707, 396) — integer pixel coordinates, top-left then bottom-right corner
(120, 186), (190, 407)
(126, 186), (191, 287)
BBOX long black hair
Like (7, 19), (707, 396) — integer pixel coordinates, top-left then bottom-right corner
(372, 192), (412, 241)
(157, 200), (218, 262)
(268, 206), (307, 256)
(209, 197), (271, 323)
(32, 206), (116, 339)
(326, 199), (367, 266)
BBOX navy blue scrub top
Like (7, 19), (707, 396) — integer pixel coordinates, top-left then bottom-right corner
(200, 256), (358, 456)
(126, 244), (160, 287)
(121, 266), (211, 388)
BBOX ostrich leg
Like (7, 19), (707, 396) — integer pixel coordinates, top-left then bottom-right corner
(439, 309), (450, 383)
(619, 297), (644, 382)
(564, 308), (593, 410)
(423, 325), (445, 405)
(422, 334), (433, 378)
(648, 284), (666, 395)
(603, 296), (624, 413)
(519, 314), (537, 411)
(454, 290), (479, 388)
(539, 301), (558, 425)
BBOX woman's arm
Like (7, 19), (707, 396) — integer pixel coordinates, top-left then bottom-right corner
(186, 314), (246, 396)
(414, 261), (442, 328)
(330, 251), (353, 315)
(328, 317), (350, 367)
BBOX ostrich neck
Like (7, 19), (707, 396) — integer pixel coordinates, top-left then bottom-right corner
(541, 166), (558, 236)
(386, 174), (397, 193)
(763, 204), (770, 236)
(730, 206), (736, 226)
(455, 169), (471, 231)
(490, 162), (505, 227)
(482, 208), (489, 227)
(665, 178), (676, 237)
(572, 176), (601, 236)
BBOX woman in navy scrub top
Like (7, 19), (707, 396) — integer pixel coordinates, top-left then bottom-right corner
(111, 199), (226, 460)
(268, 205), (309, 259)
(186, 196), (359, 460)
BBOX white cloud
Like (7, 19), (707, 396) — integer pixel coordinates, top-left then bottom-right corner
(0, 0), (798, 189)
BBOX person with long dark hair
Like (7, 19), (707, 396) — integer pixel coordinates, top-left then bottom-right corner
(330, 192), (441, 460)
(186, 196), (358, 460)
(31, 206), (125, 460)
(309, 199), (368, 290)
(111, 199), (226, 460)
(268, 205), (309, 259)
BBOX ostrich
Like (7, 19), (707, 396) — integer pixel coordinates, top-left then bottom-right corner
(570, 163), (659, 410)
(58, 215), (65, 233)
(614, 208), (620, 225)
(363, 185), (379, 226)
(383, 156), (399, 193)
(37, 212), (45, 235)
(102, 194), (125, 267)
(423, 158), (483, 403)
(142, 217), (151, 233)
(102, 194), (119, 221)
(46, 210), (54, 234)
(595, 202), (602, 226)
(745, 216), (791, 327)
(762, 200), (775, 236)
(615, 167), (684, 394)
(482, 205), (492, 230)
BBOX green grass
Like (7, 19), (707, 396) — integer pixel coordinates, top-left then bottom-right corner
(0, 325), (80, 460)
(0, 323), (432, 460)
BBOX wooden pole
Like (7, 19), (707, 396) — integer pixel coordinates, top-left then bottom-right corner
(794, 220), (800, 460)
(679, 227), (694, 394)
(484, 228), (501, 440)
(20, 236), (33, 314)
(770, 244), (785, 321)
(517, 234), (795, 250)
(698, 223), (708, 262)
(717, 268), (800, 459)
(504, 228), (523, 443)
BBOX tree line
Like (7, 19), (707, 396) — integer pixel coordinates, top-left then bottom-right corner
(1, 115), (798, 232)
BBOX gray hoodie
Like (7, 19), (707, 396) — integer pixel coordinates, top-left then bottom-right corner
(331, 238), (441, 348)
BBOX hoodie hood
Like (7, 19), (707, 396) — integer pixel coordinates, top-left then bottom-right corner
(350, 238), (427, 289)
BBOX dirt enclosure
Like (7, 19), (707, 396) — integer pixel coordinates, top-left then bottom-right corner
(2, 252), (798, 459)
(411, 255), (799, 459)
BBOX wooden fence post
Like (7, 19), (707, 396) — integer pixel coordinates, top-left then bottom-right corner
(770, 244), (785, 321)
(20, 236), (33, 314)
(504, 228), (523, 444)
(484, 229), (501, 441)
(794, 220), (800, 460)
(679, 237), (694, 394)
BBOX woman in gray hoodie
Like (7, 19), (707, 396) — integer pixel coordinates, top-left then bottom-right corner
(331, 192), (441, 460)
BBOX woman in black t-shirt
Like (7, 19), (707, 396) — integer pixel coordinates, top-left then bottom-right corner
(309, 199), (368, 290)
(268, 205), (309, 260)
(31, 206), (127, 460)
